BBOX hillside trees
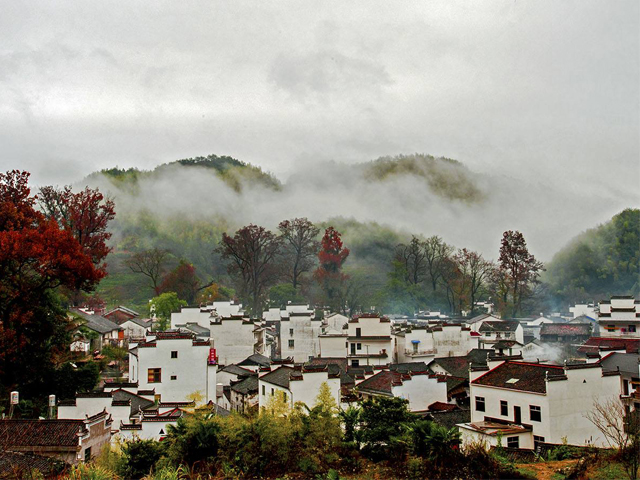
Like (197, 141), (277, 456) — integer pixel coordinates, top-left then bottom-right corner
(278, 218), (320, 290)
(0, 171), (108, 397)
(150, 292), (187, 331)
(159, 260), (200, 304)
(217, 224), (283, 316)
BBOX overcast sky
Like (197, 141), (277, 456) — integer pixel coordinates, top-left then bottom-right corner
(1, 1), (638, 205)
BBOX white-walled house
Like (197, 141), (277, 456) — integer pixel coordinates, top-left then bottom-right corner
(598, 296), (640, 338)
(280, 306), (322, 363)
(346, 314), (393, 367)
(129, 331), (217, 403)
(258, 365), (340, 411)
(119, 318), (152, 340)
(319, 328), (348, 358)
(570, 303), (597, 320)
(478, 321), (524, 347)
(459, 360), (621, 448)
(356, 369), (448, 412)
(209, 315), (266, 366)
(324, 313), (349, 332)
(401, 324), (480, 363)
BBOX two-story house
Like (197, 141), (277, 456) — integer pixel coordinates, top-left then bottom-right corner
(129, 331), (217, 403)
(458, 360), (621, 449)
(346, 314), (393, 367)
(280, 305), (322, 362)
(478, 320), (524, 348)
(598, 296), (640, 338)
(258, 365), (340, 411)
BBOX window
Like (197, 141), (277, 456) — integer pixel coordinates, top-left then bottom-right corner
(289, 328), (294, 336)
(475, 396), (485, 412)
(171, 351), (178, 359)
(84, 447), (92, 462)
(606, 324), (616, 331)
(413, 343), (418, 353)
(507, 436), (519, 448)
(271, 388), (274, 395)
(170, 375), (177, 380)
(147, 368), (161, 383)
(351, 359), (360, 367)
(357, 343), (362, 350)
(533, 435), (545, 445)
(500, 400), (508, 416)
(262, 385), (265, 396)
(629, 325), (637, 333)
(356, 328), (362, 337)
(485, 332), (491, 337)
(282, 391), (287, 402)
(530, 405), (541, 422)
(288, 339), (295, 348)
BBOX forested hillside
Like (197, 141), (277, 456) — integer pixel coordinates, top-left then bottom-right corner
(545, 208), (640, 305)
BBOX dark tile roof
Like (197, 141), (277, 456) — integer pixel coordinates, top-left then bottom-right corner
(599, 352), (640, 376)
(260, 366), (298, 389)
(230, 375), (259, 395)
(472, 361), (565, 394)
(492, 340), (523, 349)
(221, 365), (255, 376)
(428, 401), (459, 412)
(479, 320), (520, 333)
(0, 450), (66, 477)
(389, 362), (429, 373)
(0, 419), (87, 448)
(238, 353), (271, 367)
(73, 310), (122, 334)
(540, 323), (591, 336)
(111, 389), (155, 415)
(430, 350), (493, 378)
(356, 370), (403, 394)
(424, 409), (471, 430)
(578, 337), (640, 354)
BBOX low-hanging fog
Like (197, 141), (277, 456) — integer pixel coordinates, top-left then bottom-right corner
(84, 155), (634, 261)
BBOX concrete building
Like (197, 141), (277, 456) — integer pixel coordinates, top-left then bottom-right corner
(597, 296), (640, 338)
(129, 331), (217, 403)
(459, 360), (621, 448)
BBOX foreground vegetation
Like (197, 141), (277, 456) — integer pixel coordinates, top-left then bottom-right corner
(70, 396), (527, 480)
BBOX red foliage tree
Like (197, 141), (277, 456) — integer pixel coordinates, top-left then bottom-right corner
(39, 185), (116, 271)
(314, 227), (350, 311)
(159, 260), (201, 305)
(0, 171), (105, 396)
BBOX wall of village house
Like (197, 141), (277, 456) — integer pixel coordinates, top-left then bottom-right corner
(470, 384), (550, 438)
(120, 321), (148, 339)
(58, 397), (112, 420)
(281, 315), (321, 362)
(136, 339), (216, 402)
(289, 372), (340, 409)
(347, 317), (390, 337)
(78, 418), (112, 463)
(170, 307), (211, 329)
(545, 369), (621, 447)
(118, 420), (175, 441)
(258, 373), (340, 411)
(393, 334), (406, 363)
(210, 320), (258, 365)
(230, 390), (258, 414)
(324, 313), (349, 332)
(391, 375), (448, 412)
(458, 426), (534, 450)
(319, 335), (347, 357)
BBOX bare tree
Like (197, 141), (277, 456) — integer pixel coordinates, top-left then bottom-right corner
(586, 397), (640, 480)
(278, 218), (320, 290)
(394, 236), (427, 285)
(423, 236), (453, 291)
(217, 224), (283, 316)
(126, 248), (169, 295)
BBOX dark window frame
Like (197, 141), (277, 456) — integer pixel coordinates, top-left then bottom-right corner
(475, 396), (485, 412)
(530, 405), (542, 422)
